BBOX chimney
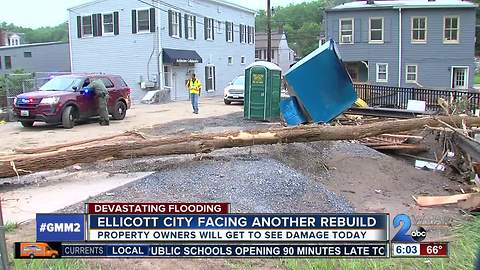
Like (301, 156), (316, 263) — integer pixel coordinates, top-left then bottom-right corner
(0, 29), (6, 47)
(366, 0), (375, 4)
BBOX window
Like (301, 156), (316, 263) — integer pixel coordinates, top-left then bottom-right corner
(411, 17), (427, 43)
(103, 13), (114, 34)
(5, 56), (12, 70)
(137, 9), (150, 32)
(163, 65), (172, 87)
(228, 56), (233, 65)
(369, 17), (384, 43)
(226, 22), (234, 42)
(82, 15), (93, 37)
(376, 63), (388, 82)
(452, 67), (468, 89)
(216, 21), (222, 34)
(205, 65), (216, 91)
(406, 65), (418, 83)
(169, 11), (181, 38)
(204, 18), (214, 40)
(255, 50), (261, 59)
(241, 56), (245, 65)
(239, 24), (247, 43)
(339, 18), (354, 44)
(247, 26), (254, 44)
(444, 16), (459, 43)
(0, 57), (2, 69)
(271, 49), (275, 59)
(186, 14), (195, 40)
(24, 52), (32, 58)
(100, 78), (114, 88)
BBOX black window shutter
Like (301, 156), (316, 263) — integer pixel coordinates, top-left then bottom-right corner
(225, 21), (228, 41)
(97, 14), (103, 36)
(184, 14), (188, 39)
(168, 10), (172, 36)
(132, 10), (137, 34)
(205, 66), (210, 90)
(211, 19), (214, 40)
(193, 16), (197, 40)
(178, 12), (182, 38)
(149, 8), (156, 32)
(92, 15), (98, 36)
(76, 16), (82, 38)
(114, 12), (119, 35)
(232, 23), (234, 42)
(213, 66), (216, 90)
(239, 24), (243, 42)
(204, 17), (208, 40)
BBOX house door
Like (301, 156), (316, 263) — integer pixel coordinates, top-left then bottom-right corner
(452, 67), (469, 90)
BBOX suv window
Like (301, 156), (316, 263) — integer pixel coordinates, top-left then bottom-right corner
(100, 78), (114, 88)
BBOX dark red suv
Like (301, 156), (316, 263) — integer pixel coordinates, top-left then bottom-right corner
(13, 74), (131, 128)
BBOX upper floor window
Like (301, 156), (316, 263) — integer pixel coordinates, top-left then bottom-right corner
(103, 13), (114, 35)
(369, 17), (384, 44)
(216, 21), (222, 34)
(185, 14), (196, 40)
(255, 49), (261, 59)
(247, 26), (254, 44)
(204, 17), (214, 40)
(168, 11), (181, 38)
(444, 16), (459, 44)
(376, 63), (388, 82)
(82, 15), (93, 37)
(239, 24), (248, 44)
(411, 17), (427, 43)
(226, 22), (234, 42)
(339, 18), (354, 44)
(138, 9), (151, 32)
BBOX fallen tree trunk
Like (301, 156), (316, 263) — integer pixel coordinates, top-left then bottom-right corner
(1, 115), (479, 178)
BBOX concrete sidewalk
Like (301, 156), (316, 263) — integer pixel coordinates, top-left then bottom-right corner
(1, 97), (242, 153)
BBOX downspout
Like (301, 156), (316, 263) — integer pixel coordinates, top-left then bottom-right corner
(157, 6), (163, 90)
(398, 8), (402, 87)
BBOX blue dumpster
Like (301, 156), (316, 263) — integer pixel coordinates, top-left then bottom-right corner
(280, 97), (307, 126)
(285, 39), (357, 123)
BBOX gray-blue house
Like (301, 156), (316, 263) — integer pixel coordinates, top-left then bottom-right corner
(325, 0), (477, 90)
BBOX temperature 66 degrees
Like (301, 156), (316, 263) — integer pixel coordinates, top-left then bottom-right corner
(420, 243), (448, 257)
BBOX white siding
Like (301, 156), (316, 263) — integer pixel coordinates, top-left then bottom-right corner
(69, 0), (255, 101)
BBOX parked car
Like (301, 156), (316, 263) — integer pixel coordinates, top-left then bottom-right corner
(13, 74), (131, 128)
(224, 75), (245, 105)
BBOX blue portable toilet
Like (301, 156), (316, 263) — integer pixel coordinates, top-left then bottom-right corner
(285, 39), (357, 123)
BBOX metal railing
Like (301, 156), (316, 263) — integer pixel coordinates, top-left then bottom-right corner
(355, 83), (480, 113)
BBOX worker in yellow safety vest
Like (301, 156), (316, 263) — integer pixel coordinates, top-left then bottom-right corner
(186, 74), (202, 114)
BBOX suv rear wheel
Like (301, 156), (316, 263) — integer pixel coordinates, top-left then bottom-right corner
(112, 101), (127, 120)
(62, 106), (76, 129)
(20, 121), (34, 128)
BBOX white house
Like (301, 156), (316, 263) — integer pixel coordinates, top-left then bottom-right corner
(255, 31), (295, 74)
(68, 0), (256, 101)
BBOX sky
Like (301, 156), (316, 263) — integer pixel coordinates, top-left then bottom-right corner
(0, 0), (312, 28)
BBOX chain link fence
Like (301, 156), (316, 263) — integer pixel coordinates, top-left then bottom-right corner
(2, 72), (71, 121)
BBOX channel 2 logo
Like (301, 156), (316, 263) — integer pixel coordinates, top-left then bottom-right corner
(392, 214), (427, 242)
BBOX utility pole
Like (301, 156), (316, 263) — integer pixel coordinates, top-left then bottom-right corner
(267, 0), (272, 62)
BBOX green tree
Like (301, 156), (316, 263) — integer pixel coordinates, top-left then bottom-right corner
(0, 21), (68, 44)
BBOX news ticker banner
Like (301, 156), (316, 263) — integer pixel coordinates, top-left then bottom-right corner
(15, 243), (389, 259)
(14, 242), (450, 259)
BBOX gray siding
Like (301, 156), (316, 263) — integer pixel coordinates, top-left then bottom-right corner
(326, 7), (476, 89)
(327, 9), (400, 87)
(69, 0), (255, 101)
(0, 43), (71, 75)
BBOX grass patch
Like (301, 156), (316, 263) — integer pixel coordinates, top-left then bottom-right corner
(13, 259), (99, 270)
(475, 73), (480, 85)
(284, 216), (480, 270)
(4, 222), (18, 233)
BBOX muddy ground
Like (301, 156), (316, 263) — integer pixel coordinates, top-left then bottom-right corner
(3, 108), (471, 270)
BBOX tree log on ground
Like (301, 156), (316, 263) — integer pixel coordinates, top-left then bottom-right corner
(1, 115), (479, 178)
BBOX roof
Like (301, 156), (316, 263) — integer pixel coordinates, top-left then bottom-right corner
(328, 0), (477, 11)
(0, 41), (68, 50)
(69, 0), (256, 14)
(255, 32), (286, 48)
(246, 61), (282, 71)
